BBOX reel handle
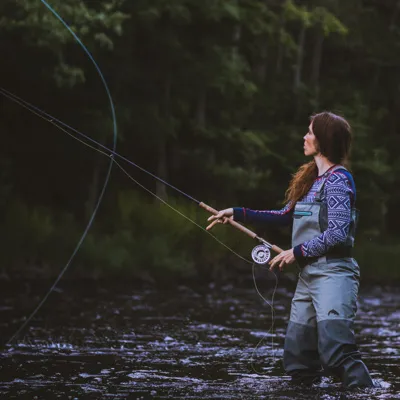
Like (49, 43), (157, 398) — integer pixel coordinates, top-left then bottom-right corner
(199, 202), (284, 254)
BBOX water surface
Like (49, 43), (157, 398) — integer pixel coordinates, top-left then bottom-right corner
(0, 277), (398, 399)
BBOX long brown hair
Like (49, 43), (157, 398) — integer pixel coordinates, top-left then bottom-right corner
(284, 112), (352, 207)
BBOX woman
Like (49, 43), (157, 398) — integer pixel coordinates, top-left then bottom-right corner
(207, 112), (374, 387)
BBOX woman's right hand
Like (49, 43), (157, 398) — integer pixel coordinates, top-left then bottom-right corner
(206, 208), (234, 231)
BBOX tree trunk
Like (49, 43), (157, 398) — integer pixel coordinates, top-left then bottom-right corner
(156, 135), (168, 201)
(390, 0), (400, 31)
(231, 0), (241, 59)
(232, 23), (241, 60)
(196, 87), (207, 129)
(293, 23), (306, 121)
(367, 65), (381, 110)
(275, 11), (285, 75)
(293, 23), (306, 93)
(254, 38), (268, 83)
(276, 33), (283, 75)
(380, 199), (387, 236)
(155, 74), (171, 201)
(310, 27), (324, 109)
(85, 159), (100, 220)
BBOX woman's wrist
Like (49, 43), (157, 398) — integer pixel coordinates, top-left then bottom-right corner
(232, 207), (245, 222)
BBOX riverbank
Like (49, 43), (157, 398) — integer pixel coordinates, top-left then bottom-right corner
(1, 195), (399, 284)
(1, 243), (398, 286)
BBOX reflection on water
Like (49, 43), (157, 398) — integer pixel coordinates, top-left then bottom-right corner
(0, 278), (398, 399)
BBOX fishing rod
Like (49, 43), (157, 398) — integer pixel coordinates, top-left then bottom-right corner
(2, 0), (278, 352)
(0, 86), (283, 265)
(199, 202), (283, 263)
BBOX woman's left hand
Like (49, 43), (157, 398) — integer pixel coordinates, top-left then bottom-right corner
(269, 248), (296, 271)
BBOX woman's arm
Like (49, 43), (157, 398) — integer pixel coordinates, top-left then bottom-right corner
(233, 202), (293, 227)
(293, 171), (354, 261)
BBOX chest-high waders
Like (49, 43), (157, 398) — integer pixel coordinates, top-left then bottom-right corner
(283, 166), (374, 387)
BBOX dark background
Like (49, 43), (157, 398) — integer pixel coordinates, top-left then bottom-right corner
(1, 0), (399, 282)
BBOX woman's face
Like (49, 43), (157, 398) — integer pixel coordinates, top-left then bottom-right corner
(303, 122), (318, 156)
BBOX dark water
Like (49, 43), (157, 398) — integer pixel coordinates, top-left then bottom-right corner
(0, 276), (398, 399)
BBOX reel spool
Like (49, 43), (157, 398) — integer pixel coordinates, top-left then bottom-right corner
(251, 244), (271, 265)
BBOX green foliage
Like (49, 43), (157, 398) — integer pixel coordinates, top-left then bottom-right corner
(283, 0), (313, 26)
(0, 0), (128, 87)
(54, 62), (85, 87)
(312, 7), (348, 36)
(1, 200), (60, 266)
(2, 193), (399, 282)
(1, 0), (400, 281)
(0, 192), (253, 280)
(355, 239), (400, 282)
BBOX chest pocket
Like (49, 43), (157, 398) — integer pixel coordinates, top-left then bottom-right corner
(292, 202), (326, 248)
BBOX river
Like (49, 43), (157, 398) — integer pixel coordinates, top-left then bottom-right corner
(0, 276), (398, 399)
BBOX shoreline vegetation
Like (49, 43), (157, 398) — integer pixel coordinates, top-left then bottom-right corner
(1, 193), (398, 284)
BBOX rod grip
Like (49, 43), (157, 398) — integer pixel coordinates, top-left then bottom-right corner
(199, 202), (257, 240)
(271, 244), (284, 254)
(199, 202), (284, 254)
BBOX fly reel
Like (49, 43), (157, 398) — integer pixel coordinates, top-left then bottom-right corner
(251, 244), (271, 265)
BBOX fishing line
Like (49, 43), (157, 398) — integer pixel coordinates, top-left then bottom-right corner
(49, 110), (282, 367)
(6, 159), (113, 347)
(0, 86), (199, 205)
(250, 263), (279, 374)
(1, 86), (283, 257)
(0, 86), (250, 264)
(1, 85), (280, 269)
(5, 0), (118, 346)
(2, 85), (280, 368)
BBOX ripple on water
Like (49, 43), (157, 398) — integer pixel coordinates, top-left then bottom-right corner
(0, 282), (399, 399)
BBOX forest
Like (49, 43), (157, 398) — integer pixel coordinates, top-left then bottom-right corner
(1, 0), (399, 282)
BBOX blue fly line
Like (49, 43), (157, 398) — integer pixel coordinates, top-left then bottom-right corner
(3, 1), (278, 370)
(6, 0), (118, 346)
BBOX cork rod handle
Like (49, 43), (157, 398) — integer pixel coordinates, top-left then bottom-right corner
(199, 202), (283, 254)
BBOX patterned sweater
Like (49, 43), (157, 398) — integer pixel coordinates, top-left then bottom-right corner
(233, 167), (356, 263)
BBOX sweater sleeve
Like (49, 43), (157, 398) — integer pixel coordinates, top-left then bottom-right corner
(293, 171), (354, 261)
(233, 202), (293, 227)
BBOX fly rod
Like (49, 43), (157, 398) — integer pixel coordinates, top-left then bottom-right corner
(199, 202), (283, 264)
(0, 86), (284, 265)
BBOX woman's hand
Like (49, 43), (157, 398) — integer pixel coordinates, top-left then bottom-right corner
(206, 208), (234, 231)
(269, 248), (296, 271)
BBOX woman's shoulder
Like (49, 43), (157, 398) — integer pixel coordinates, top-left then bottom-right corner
(326, 168), (353, 182)
(326, 168), (356, 193)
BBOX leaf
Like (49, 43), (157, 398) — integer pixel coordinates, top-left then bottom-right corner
(94, 32), (114, 50)
(222, 2), (241, 21)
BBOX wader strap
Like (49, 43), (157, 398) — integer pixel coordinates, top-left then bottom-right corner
(315, 165), (347, 202)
